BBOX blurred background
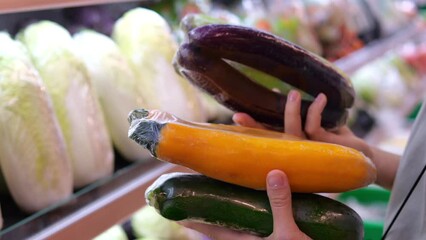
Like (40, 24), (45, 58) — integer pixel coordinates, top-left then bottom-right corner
(1, 1), (426, 240)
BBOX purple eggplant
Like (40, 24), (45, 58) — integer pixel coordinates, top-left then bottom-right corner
(175, 24), (354, 129)
(174, 43), (348, 129)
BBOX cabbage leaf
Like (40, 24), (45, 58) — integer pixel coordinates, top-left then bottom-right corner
(0, 32), (72, 212)
(73, 30), (151, 161)
(113, 8), (207, 122)
(17, 21), (114, 188)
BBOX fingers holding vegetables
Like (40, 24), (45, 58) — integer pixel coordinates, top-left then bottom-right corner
(284, 90), (305, 138)
(266, 170), (311, 240)
(232, 113), (268, 130)
(234, 90), (374, 159)
(179, 171), (313, 240)
(302, 92), (374, 159)
(146, 173), (364, 240)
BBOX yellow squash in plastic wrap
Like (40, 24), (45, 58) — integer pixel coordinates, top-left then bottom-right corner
(128, 109), (377, 192)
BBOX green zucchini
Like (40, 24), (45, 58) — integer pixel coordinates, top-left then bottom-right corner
(146, 172), (363, 240)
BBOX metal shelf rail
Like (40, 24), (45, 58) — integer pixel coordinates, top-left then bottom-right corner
(0, 160), (189, 240)
(0, 0), (149, 14)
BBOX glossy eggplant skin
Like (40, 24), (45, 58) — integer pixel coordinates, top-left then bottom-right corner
(174, 24), (355, 129)
(146, 173), (364, 240)
(188, 24), (354, 108)
(174, 42), (349, 129)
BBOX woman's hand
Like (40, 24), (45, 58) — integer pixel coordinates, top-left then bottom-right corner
(234, 90), (400, 189)
(180, 170), (311, 240)
(233, 90), (373, 159)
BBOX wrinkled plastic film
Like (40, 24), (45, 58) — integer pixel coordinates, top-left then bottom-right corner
(128, 109), (169, 157)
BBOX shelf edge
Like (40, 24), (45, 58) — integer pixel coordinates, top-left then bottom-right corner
(11, 162), (182, 240)
(0, 0), (144, 14)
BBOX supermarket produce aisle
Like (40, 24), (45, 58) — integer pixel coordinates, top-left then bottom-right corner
(0, 0), (426, 239)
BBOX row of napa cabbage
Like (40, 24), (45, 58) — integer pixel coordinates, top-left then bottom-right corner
(0, 7), (231, 214)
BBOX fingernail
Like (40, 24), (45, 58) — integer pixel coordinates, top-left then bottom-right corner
(315, 93), (325, 103)
(268, 173), (284, 188)
(178, 221), (189, 227)
(232, 114), (239, 123)
(288, 90), (298, 102)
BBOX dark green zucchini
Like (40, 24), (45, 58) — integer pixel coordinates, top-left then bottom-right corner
(146, 172), (364, 240)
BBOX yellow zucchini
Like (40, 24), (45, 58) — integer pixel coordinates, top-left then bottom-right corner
(128, 109), (376, 192)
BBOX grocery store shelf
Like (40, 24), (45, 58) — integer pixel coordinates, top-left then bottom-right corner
(335, 19), (426, 75)
(0, 160), (191, 240)
(0, 0), (155, 14)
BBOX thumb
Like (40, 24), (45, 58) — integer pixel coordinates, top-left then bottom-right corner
(266, 170), (301, 238)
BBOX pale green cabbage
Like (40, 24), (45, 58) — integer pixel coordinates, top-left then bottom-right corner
(131, 206), (203, 240)
(93, 225), (128, 240)
(112, 8), (207, 122)
(17, 21), (114, 188)
(73, 30), (151, 162)
(0, 32), (72, 212)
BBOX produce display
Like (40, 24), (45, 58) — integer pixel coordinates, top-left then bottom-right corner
(112, 8), (207, 123)
(352, 53), (419, 109)
(93, 204), (206, 240)
(175, 23), (355, 129)
(129, 205), (204, 240)
(303, 0), (366, 61)
(112, 7), (233, 123)
(17, 21), (114, 188)
(246, 0), (317, 53)
(367, 0), (417, 37)
(0, 32), (72, 212)
(73, 30), (151, 162)
(403, 41), (426, 76)
(93, 225), (128, 240)
(146, 172), (364, 239)
(152, 0), (416, 61)
(0, 0), (425, 238)
(349, 40), (426, 143)
(0, 7), (227, 216)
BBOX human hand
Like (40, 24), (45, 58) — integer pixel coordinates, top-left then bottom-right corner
(233, 90), (373, 159)
(179, 170), (311, 240)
